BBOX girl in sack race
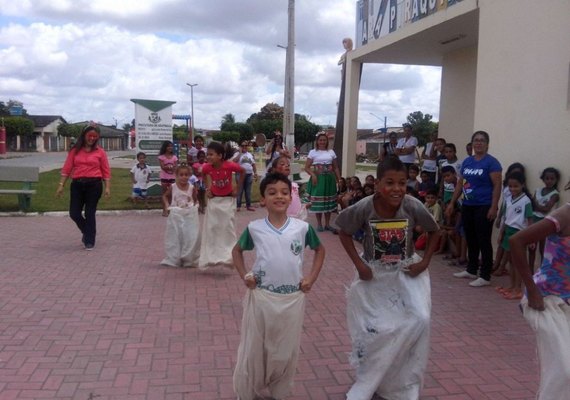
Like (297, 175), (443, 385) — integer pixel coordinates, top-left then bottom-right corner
(198, 141), (245, 269)
(160, 164), (201, 268)
(510, 189), (570, 400)
(335, 156), (442, 400)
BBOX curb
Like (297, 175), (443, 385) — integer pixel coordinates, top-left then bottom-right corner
(0, 209), (164, 217)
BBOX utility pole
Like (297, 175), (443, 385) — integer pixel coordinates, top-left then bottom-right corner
(283, 0), (295, 156)
(186, 83), (198, 142)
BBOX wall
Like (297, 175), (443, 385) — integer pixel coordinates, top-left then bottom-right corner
(475, 0), (570, 201)
(439, 45), (477, 150)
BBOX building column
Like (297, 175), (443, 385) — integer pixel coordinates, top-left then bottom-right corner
(341, 58), (361, 177)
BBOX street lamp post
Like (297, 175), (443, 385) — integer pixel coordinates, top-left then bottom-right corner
(186, 83), (198, 142)
(282, 0), (295, 156)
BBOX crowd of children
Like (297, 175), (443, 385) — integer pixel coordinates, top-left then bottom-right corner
(122, 131), (568, 400)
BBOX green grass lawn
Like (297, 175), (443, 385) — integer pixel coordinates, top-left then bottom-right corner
(0, 168), (263, 213)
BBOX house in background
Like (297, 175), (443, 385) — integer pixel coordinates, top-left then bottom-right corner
(355, 127), (404, 159)
(28, 115), (67, 152)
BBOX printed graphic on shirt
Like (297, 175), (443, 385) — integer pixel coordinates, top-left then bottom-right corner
(290, 239), (302, 256)
(369, 219), (409, 262)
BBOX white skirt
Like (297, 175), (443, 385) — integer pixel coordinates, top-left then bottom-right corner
(346, 255), (431, 400)
(521, 295), (570, 400)
(233, 289), (306, 400)
(161, 206), (201, 268)
(198, 196), (236, 269)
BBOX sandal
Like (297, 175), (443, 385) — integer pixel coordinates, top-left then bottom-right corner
(492, 269), (509, 277)
(317, 226), (325, 232)
(442, 254), (457, 260)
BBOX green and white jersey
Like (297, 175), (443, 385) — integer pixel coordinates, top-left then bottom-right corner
(500, 193), (533, 230)
(237, 217), (321, 294)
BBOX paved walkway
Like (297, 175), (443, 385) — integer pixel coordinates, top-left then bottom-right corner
(0, 210), (539, 400)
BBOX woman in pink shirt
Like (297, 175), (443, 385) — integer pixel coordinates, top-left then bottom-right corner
(56, 125), (111, 250)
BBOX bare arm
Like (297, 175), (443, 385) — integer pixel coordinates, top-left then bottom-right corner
(232, 244), (256, 289)
(304, 158), (317, 186)
(533, 194), (560, 214)
(338, 230), (373, 281)
(510, 219), (557, 311)
(445, 178), (464, 218)
(406, 229), (442, 277)
(233, 166), (246, 197)
(300, 244), (325, 292)
(488, 171), (502, 220)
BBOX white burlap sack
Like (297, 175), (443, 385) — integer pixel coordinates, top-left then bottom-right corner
(346, 255), (431, 400)
(522, 295), (570, 400)
(233, 289), (305, 400)
(161, 206), (201, 268)
(198, 196), (236, 269)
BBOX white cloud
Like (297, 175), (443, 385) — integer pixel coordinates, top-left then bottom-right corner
(0, 0), (441, 130)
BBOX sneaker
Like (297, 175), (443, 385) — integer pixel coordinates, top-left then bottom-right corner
(84, 243), (94, 251)
(453, 270), (477, 279)
(469, 277), (491, 287)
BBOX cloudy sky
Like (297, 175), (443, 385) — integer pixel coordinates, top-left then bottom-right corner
(0, 0), (441, 131)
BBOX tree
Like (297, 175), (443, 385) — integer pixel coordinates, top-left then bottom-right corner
(294, 115), (320, 147)
(0, 100), (28, 117)
(58, 123), (84, 138)
(173, 124), (188, 141)
(220, 113), (235, 130)
(405, 111), (438, 146)
(212, 131), (240, 144)
(3, 116), (34, 138)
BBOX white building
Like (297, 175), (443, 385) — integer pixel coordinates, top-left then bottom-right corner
(343, 0), (569, 201)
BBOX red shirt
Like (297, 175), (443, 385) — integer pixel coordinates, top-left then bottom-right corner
(61, 147), (111, 180)
(202, 161), (242, 196)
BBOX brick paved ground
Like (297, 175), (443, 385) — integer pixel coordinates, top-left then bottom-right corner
(0, 210), (539, 400)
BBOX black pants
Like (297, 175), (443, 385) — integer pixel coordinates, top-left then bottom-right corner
(462, 204), (494, 281)
(69, 179), (103, 246)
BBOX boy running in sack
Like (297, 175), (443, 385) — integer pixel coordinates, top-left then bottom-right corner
(335, 156), (441, 400)
(232, 172), (325, 400)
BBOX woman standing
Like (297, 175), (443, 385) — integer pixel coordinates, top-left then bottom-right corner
(446, 131), (502, 287)
(56, 125), (111, 250)
(265, 131), (290, 170)
(304, 132), (341, 232)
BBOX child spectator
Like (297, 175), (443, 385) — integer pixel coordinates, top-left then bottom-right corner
(198, 142), (245, 269)
(407, 164), (420, 193)
(337, 177), (348, 209)
(192, 150), (207, 214)
(493, 162), (527, 276)
(496, 171), (534, 299)
(418, 170), (436, 201)
(363, 183), (374, 197)
(232, 172), (325, 400)
(187, 134), (205, 164)
(271, 156), (311, 220)
(510, 198), (570, 400)
(439, 166), (465, 262)
(335, 156), (441, 400)
(158, 140), (178, 217)
(416, 189), (444, 251)
(364, 174), (375, 186)
(130, 152), (151, 207)
(440, 143), (462, 174)
(529, 167), (560, 270)
(160, 164), (200, 268)
(420, 131), (439, 182)
(234, 140), (258, 212)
